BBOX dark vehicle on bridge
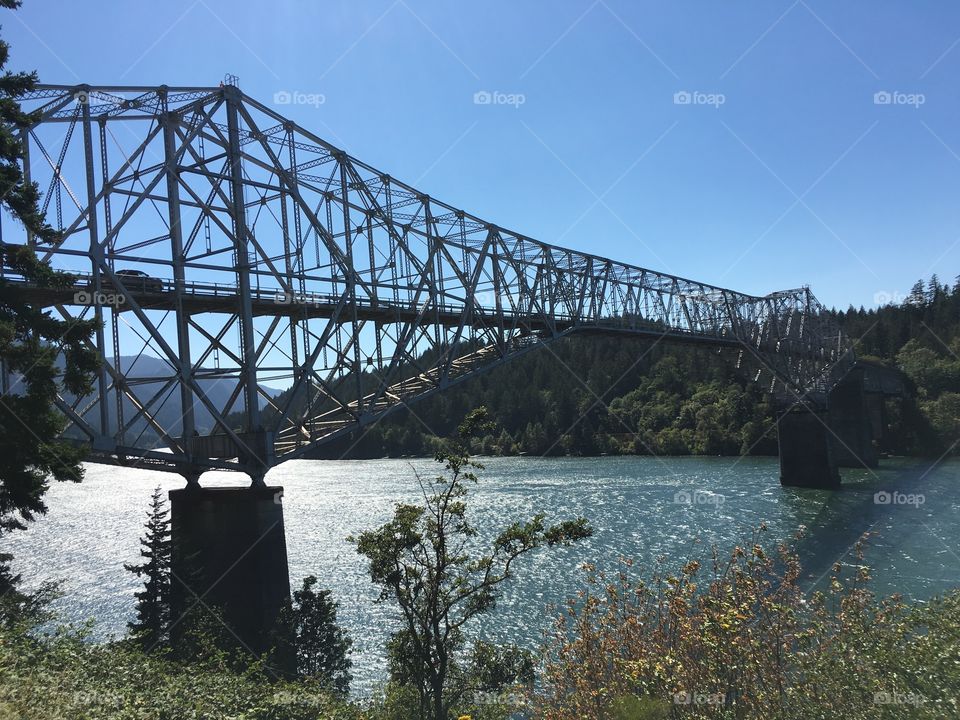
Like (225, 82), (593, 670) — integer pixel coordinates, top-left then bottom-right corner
(101, 269), (165, 294)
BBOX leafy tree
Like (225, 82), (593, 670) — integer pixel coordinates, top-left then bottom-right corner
(352, 407), (592, 720)
(0, 0), (99, 535)
(274, 575), (353, 695)
(468, 639), (534, 692)
(922, 392), (960, 451)
(124, 487), (171, 650)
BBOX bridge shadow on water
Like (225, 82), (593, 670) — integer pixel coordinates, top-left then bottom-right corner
(780, 458), (960, 600)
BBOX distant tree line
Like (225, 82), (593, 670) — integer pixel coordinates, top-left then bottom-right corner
(833, 275), (960, 455)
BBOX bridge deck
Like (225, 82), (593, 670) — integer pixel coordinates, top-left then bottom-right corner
(6, 277), (745, 347)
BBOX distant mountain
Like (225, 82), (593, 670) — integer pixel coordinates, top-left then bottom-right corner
(47, 354), (286, 442)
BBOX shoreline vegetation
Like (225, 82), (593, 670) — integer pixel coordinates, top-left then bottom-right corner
(3, 525), (959, 719)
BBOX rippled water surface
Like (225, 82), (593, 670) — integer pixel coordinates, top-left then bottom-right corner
(6, 455), (959, 694)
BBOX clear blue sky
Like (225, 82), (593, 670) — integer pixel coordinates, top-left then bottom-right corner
(4, 0), (959, 310)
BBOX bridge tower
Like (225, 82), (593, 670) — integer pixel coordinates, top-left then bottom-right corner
(167, 81), (289, 657)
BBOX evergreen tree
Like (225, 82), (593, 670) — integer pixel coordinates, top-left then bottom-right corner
(0, 551), (57, 626)
(907, 279), (926, 306)
(124, 487), (172, 650)
(274, 575), (353, 695)
(0, 0), (99, 535)
(927, 274), (942, 303)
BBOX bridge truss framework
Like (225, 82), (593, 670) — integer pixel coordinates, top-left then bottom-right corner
(2, 83), (855, 483)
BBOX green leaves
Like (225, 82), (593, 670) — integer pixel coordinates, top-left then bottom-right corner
(456, 406), (495, 441)
(353, 408), (592, 720)
(273, 575), (353, 695)
(0, 620), (367, 720)
(544, 517), (593, 547)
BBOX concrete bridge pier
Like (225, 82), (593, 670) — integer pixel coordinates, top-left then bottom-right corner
(778, 367), (889, 488)
(866, 392), (886, 453)
(827, 368), (879, 469)
(778, 405), (842, 489)
(169, 482), (291, 657)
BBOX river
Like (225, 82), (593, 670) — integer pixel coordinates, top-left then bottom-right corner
(5, 455), (959, 695)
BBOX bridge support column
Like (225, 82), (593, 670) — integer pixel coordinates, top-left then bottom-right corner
(169, 485), (290, 657)
(181, 471), (201, 488)
(827, 368), (879, 469)
(778, 406), (841, 489)
(866, 393), (886, 447)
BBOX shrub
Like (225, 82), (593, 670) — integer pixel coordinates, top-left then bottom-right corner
(539, 525), (960, 719)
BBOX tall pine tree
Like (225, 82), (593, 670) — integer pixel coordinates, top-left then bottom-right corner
(125, 487), (171, 650)
(0, 0), (99, 535)
(0, 0), (99, 622)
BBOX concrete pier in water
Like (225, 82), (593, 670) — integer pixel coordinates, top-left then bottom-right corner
(169, 485), (290, 655)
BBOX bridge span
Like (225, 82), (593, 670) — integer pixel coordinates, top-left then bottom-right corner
(2, 82), (903, 653)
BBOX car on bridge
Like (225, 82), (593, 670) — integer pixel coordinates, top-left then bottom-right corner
(101, 269), (165, 294)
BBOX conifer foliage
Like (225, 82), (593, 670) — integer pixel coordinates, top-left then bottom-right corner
(274, 575), (353, 695)
(0, 0), (99, 535)
(124, 487), (172, 650)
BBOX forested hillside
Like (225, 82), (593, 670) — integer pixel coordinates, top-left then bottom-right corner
(298, 275), (959, 460)
(834, 275), (960, 455)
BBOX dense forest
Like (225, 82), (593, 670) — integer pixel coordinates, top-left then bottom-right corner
(304, 274), (959, 460)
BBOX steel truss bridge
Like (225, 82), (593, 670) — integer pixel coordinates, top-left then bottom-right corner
(2, 82), (855, 484)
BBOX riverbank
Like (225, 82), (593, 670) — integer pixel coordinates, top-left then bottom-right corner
(7, 455), (959, 696)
